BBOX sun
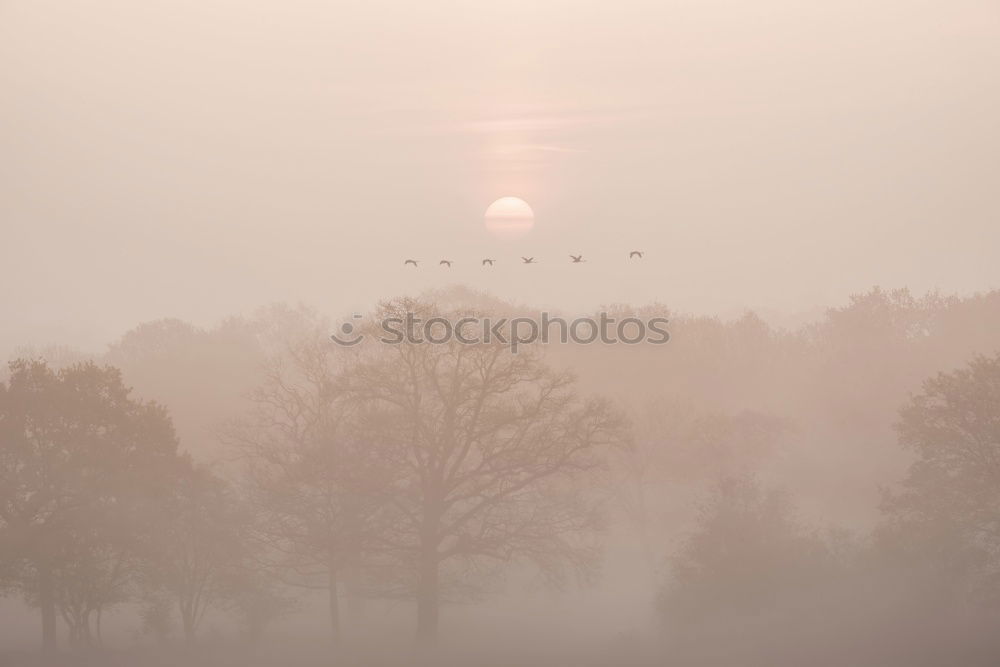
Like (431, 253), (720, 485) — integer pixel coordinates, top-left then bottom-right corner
(485, 197), (534, 239)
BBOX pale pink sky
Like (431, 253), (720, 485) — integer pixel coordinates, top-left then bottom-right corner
(2, 0), (998, 352)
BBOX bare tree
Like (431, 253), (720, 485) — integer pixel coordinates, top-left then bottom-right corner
(53, 535), (136, 646)
(341, 298), (627, 641)
(229, 307), (385, 643)
(141, 464), (247, 646)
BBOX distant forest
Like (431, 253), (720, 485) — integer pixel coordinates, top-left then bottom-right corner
(2, 285), (1000, 666)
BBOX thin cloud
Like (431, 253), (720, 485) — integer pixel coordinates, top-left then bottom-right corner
(459, 108), (652, 134)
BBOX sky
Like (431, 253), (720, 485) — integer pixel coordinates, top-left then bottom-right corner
(2, 0), (999, 353)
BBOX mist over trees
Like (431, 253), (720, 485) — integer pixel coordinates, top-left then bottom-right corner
(2, 286), (1000, 665)
(881, 354), (1000, 606)
(0, 361), (181, 651)
(339, 299), (626, 640)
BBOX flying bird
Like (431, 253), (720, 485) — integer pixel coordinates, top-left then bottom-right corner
(521, 257), (536, 264)
(570, 255), (585, 263)
(439, 260), (453, 267)
(404, 259), (419, 267)
(482, 259), (495, 266)
(629, 251), (644, 259)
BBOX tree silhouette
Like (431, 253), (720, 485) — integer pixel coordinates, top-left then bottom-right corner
(660, 476), (830, 622)
(615, 399), (786, 580)
(342, 299), (627, 641)
(0, 359), (180, 651)
(140, 463), (248, 646)
(883, 353), (1000, 592)
(230, 310), (386, 642)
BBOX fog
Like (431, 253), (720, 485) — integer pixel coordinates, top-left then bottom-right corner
(3, 1), (1000, 665)
(4, 0), (1000, 349)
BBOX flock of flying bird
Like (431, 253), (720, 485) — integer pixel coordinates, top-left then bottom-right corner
(404, 251), (645, 267)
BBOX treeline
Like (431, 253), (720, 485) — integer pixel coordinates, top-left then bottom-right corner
(1, 298), (627, 652)
(653, 352), (1000, 665)
(1, 287), (1000, 664)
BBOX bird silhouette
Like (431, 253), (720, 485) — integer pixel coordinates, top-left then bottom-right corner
(404, 259), (419, 267)
(570, 254), (585, 263)
(482, 259), (495, 266)
(521, 257), (536, 264)
(629, 251), (644, 259)
(439, 260), (453, 267)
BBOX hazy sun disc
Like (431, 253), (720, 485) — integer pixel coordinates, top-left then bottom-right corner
(485, 197), (534, 239)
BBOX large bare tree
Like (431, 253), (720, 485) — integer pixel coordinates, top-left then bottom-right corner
(341, 298), (627, 641)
